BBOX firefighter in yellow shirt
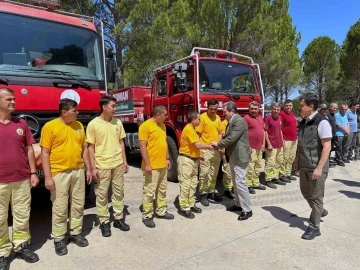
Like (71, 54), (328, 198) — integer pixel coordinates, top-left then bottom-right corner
(40, 98), (92, 256)
(87, 96), (130, 238)
(178, 111), (214, 218)
(139, 105), (174, 228)
(195, 99), (223, 206)
(219, 119), (234, 199)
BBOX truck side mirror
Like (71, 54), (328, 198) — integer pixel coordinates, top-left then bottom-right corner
(173, 62), (188, 92)
(106, 58), (116, 84)
(105, 47), (114, 59)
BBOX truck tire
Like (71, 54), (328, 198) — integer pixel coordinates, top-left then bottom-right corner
(167, 136), (178, 182)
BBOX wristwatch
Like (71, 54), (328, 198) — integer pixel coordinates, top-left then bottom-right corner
(30, 172), (37, 175)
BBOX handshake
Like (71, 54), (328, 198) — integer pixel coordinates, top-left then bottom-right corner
(210, 142), (219, 150)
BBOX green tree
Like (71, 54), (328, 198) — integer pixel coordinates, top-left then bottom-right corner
(340, 19), (360, 100)
(301, 36), (340, 102)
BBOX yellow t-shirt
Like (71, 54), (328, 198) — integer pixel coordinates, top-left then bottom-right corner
(220, 119), (228, 135)
(195, 112), (221, 144)
(86, 117), (126, 169)
(179, 124), (200, 158)
(138, 119), (167, 169)
(39, 118), (85, 176)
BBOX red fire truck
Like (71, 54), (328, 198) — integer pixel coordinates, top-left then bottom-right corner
(0, 0), (115, 181)
(112, 47), (264, 182)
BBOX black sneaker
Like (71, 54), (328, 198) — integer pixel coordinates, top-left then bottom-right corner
(156, 212), (174, 220)
(0, 256), (10, 270)
(99, 222), (112, 237)
(273, 179), (286, 185)
(70, 234), (89, 247)
(279, 175), (291, 183)
(321, 209), (328, 217)
(142, 218), (156, 228)
(223, 189), (234, 199)
(266, 181), (277, 189)
(179, 210), (195, 219)
(253, 185), (266, 190)
(15, 242), (39, 263)
(200, 194), (209, 206)
(301, 226), (321, 240)
(113, 218), (130, 231)
(190, 205), (202, 213)
(54, 239), (68, 256)
(248, 187), (256, 194)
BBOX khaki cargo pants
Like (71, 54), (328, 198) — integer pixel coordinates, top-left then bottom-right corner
(177, 156), (199, 211)
(265, 147), (284, 181)
(51, 168), (85, 242)
(94, 165), (125, 224)
(199, 149), (221, 194)
(0, 179), (31, 257)
(142, 168), (168, 219)
(246, 149), (263, 187)
(221, 154), (233, 191)
(282, 140), (298, 176)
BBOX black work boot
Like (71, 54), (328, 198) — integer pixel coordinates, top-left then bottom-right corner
(208, 193), (223, 202)
(223, 189), (234, 199)
(200, 194), (209, 206)
(155, 212), (174, 220)
(54, 239), (68, 256)
(179, 210), (195, 219)
(0, 257), (10, 270)
(70, 234), (89, 247)
(190, 205), (202, 213)
(301, 226), (321, 240)
(99, 222), (112, 237)
(142, 218), (156, 228)
(248, 187), (256, 194)
(113, 218), (130, 231)
(15, 242), (39, 263)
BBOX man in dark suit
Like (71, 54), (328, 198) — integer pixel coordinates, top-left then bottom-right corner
(211, 101), (253, 220)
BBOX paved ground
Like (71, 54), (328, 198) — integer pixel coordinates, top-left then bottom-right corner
(9, 155), (360, 270)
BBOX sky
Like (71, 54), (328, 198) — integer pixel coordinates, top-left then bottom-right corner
(289, 0), (360, 55)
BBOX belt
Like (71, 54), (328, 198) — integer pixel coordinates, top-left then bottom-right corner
(179, 153), (198, 162)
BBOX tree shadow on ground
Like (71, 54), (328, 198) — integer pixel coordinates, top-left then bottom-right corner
(262, 206), (309, 231)
(333, 179), (360, 188)
(338, 190), (360, 200)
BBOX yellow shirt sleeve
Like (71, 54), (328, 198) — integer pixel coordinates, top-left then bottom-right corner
(39, 123), (53, 150)
(86, 122), (96, 144)
(117, 120), (126, 140)
(187, 127), (200, 144)
(138, 122), (149, 142)
(195, 114), (205, 134)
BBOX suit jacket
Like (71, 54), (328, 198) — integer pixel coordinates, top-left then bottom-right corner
(218, 114), (251, 166)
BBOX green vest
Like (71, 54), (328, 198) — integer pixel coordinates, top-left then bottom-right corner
(298, 113), (329, 172)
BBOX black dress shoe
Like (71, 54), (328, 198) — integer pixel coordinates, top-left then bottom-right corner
(0, 256), (9, 270)
(70, 234), (89, 247)
(301, 226), (321, 240)
(142, 218), (156, 228)
(238, 211), (253, 221)
(179, 210), (195, 219)
(248, 187), (256, 194)
(273, 179), (286, 185)
(190, 205), (202, 213)
(321, 209), (328, 217)
(114, 218), (130, 231)
(54, 239), (68, 256)
(279, 175), (291, 183)
(200, 194), (209, 206)
(100, 222), (112, 237)
(223, 189), (235, 199)
(253, 184), (266, 190)
(226, 205), (242, 212)
(156, 212), (174, 220)
(15, 243), (39, 263)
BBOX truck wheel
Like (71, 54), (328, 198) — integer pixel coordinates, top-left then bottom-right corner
(167, 136), (178, 182)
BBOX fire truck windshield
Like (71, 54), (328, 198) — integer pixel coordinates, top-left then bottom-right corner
(198, 60), (256, 95)
(0, 12), (104, 81)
